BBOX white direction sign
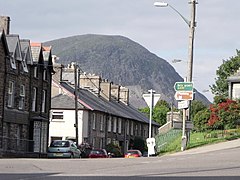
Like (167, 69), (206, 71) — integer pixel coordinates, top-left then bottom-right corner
(178, 100), (189, 109)
(143, 94), (161, 108)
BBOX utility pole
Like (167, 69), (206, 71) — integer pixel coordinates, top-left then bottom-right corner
(74, 63), (79, 145)
(187, 0), (197, 83)
(185, 0), (197, 148)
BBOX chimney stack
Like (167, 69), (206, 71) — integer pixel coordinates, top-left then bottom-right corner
(111, 84), (120, 101)
(0, 16), (10, 34)
(119, 86), (129, 105)
(80, 73), (101, 95)
(100, 79), (112, 101)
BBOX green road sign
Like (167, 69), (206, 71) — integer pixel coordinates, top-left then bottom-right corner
(174, 82), (193, 91)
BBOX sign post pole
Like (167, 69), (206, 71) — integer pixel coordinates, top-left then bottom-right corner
(148, 89), (154, 157)
(174, 81), (193, 151)
(143, 89), (161, 157)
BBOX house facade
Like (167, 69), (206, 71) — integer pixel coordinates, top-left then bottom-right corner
(228, 68), (240, 100)
(50, 62), (159, 154)
(0, 16), (53, 157)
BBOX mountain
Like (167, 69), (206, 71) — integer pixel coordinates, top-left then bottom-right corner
(44, 34), (210, 108)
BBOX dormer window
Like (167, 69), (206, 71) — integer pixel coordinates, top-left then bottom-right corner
(21, 61), (28, 73)
(10, 56), (16, 69)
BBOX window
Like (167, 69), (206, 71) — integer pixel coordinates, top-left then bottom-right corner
(135, 124), (138, 136)
(107, 138), (111, 145)
(131, 121), (134, 135)
(92, 137), (96, 148)
(144, 129), (147, 137)
(7, 81), (14, 107)
(139, 124), (142, 136)
(100, 138), (104, 148)
(41, 90), (46, 113)
(126, 120), (129, 135)
(100, 115), (104, 131)
(10, 56), (16, 69)
(32, 87), (37, 111)
(108, 117), (112, 132)
(52, 111), (64, 121)
(118, 119), (122, 134)
(92, 113), (96, 130)
(43, 69), (47, 81)
(34, 66), (38, 78)
(19, 85), (25, 110)
(232, 83), (240, 99)
(113, 117), (117, 133)
(21, 61), (28, 73)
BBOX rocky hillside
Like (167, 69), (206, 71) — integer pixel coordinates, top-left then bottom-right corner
(44, 34), (210, 108)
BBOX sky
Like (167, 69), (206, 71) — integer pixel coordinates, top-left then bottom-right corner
(1, 0), (239, 102)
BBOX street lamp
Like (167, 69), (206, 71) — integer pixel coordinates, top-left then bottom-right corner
(172, 59), (186, 63)
(154, 0), (197, 83)
(154, 2), (191, 27)
(154, 1), (197, 151)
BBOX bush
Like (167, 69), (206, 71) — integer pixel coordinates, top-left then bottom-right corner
(132, 136), (147, 153)
(105, 143), (122, 157)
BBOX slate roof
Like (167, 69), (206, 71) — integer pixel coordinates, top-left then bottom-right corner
(0, 31), (9, 54)
(5, 34), (22, 60)
(54, 81), (158, 126)
(51, 93), (84, 109)
(20, 39), (33, 65)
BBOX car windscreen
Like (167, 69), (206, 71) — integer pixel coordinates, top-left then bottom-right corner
(90, 150), (104, 155)
(127, 151), (138, 155)
(50, 141), (70, 147)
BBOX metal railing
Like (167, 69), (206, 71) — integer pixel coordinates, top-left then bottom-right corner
(0, 136), (34, 154)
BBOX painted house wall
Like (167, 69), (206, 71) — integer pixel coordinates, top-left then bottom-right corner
(49, 109), (89, 145)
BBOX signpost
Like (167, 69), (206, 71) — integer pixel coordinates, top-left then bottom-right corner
(174, 91), (193, 101)
(143, 93), (161, 108)
(174, 82), (193, 91)
(172, 121), (193, 130)
(174, 81), (194, 151)
(178, 100), (189, 109)
(143, 89), (160, 157)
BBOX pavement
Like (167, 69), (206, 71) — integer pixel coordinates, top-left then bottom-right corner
(170, 138), (240, 156)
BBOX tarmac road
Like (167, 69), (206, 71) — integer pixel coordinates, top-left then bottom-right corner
(0, 139), (240, 180)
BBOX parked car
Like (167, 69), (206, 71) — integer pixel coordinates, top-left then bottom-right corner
(124, 150), (142, 158)
(89, 149), (109, 158)
(47, 140), (81, 158)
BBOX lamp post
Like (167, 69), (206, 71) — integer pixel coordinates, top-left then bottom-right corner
(154, 1), (197, 150)
(74, 63), (79, 145)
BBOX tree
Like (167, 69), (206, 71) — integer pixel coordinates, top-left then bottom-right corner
(139, 100), (171, 126)
(208, 99), (240, 129)
(210, 50), (240, 100)
(193, 109), (210, 132)
(190, 100), (208, 121)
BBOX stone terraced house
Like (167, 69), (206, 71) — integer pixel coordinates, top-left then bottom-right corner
(0, 16), (53, 157)
(50, 62), (159, 155)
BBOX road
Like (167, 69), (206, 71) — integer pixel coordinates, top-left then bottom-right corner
(0, 139), (240, 180)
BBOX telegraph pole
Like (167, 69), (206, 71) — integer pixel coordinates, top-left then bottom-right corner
(74, 64), (79, 145)
(185, 0), (197, 148)
(187, 0), (197, 83)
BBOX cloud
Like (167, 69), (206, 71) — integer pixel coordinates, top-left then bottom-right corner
(1, 0), (239, 102)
